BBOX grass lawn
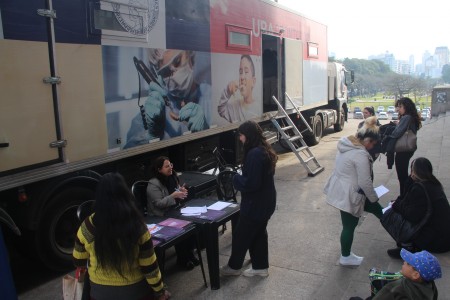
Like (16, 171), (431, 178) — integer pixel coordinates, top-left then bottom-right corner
(348, 96), (432, 111)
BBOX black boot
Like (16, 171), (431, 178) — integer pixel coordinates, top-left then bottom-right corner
(188, 251), (200, 266)
(387, 247), (402, 259)
(177, 259), (195, 271)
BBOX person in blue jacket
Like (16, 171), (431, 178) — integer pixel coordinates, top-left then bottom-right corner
(220, 120), (278, 277)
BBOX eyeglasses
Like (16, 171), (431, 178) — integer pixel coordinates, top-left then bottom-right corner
(163, 163), (174, 169)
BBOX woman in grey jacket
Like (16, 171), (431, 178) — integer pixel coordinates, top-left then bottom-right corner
(324, 116), (383, 266)
(146, 156), (199, 270)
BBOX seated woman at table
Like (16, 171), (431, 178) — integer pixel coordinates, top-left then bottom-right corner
(147, 156), (199, 270)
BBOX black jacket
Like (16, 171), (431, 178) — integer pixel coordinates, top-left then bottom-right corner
(233, 146), (276, 221)
(392, 178), (450, 253)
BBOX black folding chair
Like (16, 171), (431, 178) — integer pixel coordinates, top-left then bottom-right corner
(76, 200), (95, 300)
(77, 200), (95, 222)
(131, 180), (149, 217)
(216, 170), (239, 234)
(216, 170), (238, 202)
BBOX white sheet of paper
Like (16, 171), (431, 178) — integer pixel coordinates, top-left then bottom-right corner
(382, 202), (392, 214)
(180, 206), (207, 214)
(374, 185), (389, 198)
(207, 201), (232, 211)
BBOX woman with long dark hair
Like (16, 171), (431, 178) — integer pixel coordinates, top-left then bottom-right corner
(73, 173), (170, 300)
(391, 97), (422, 197)
(220, 120), (278, 277)
(386, 157), (450, 258)
(147, 156), (199, 270)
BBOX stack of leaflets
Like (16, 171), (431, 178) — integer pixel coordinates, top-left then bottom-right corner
(147, 218), (192, 246)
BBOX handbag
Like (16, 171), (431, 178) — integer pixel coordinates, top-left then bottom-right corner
(369, 267), (403, 296)
(380, 182), (432, 243)
(394, 123), (417, 152)
(62, 267), (86, 300)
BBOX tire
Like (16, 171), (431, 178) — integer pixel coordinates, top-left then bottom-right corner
(305, 115), (323, 146)
(278, 129), (302, 151)
(37, 187), (95, 271)
(334, 109), (345, 132)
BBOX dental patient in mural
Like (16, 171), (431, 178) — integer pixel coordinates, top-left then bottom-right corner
(124, 49), (210, 149)
(218, 55), (257, 123)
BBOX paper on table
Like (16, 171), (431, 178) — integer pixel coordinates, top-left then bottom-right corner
(207, 201), (232, 211)
(374, 185), (389, 198)
(180, 206), (207, 215)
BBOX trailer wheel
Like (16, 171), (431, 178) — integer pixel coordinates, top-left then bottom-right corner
(305, 115), (323, 146)
(278, 129), (302, 151)
(37, 187), (95, 271)
(334, 109), (345, 132)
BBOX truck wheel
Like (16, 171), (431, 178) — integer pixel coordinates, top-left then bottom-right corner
(334, 109), (345, 132)
(278, 129), (302, 151)
(37, 187), (95, 271)
(305, 115), (323, 146)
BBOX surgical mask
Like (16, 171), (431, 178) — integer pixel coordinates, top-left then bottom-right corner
(165, 64), (194, 99)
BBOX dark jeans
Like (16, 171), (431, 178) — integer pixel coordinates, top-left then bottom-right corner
(395, 151), (414, 197)
(228, 216), (269, 270)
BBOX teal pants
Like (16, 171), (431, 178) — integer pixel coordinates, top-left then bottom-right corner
(340, 199), (383, 256)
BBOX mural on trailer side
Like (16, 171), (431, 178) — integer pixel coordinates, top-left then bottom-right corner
(100, 0), (212, 151)
(211, 53), (262, 126)
(103, 47), (212, 150)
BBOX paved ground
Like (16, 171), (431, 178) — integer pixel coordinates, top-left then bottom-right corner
(18, 112), (450, 300)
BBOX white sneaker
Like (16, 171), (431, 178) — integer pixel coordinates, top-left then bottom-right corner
(339, 252), (364, 266)
(242, 267), (269, 277)
(220, 265), (242, 276)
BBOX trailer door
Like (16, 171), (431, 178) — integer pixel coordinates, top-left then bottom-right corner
(283, 38), (303, 109)
(0, 4), (61, 174)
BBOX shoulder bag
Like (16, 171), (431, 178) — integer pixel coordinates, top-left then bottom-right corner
(380, 182), (432, 244)
(394, 122), (417, 152)
(62, 267), (86, 300)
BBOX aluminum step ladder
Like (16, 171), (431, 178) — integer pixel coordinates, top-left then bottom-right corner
(270, 93), (324, 176)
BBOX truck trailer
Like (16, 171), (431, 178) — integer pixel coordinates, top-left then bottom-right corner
(0, 0), (352, 270)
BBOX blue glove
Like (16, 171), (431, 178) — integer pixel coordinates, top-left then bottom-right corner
(144, 81), (168, 139)
(178, 102), (209, 132)
(124, 79), (169, 148)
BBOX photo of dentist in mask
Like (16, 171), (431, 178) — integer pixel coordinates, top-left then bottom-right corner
(124, 49), (210, 149)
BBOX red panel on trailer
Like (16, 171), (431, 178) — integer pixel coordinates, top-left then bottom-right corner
(210, 0), (327, 61)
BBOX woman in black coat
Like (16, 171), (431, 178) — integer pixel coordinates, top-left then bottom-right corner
(220, 120), (278, 277)
(390, 97), (422, 197)
(387, 157), (450, 258)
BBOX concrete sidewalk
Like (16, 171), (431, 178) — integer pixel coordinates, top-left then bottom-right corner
(19, 113), (450, 300)
(155, 112), (450, 300)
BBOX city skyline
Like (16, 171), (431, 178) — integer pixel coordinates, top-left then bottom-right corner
(277, 0), (450, 63)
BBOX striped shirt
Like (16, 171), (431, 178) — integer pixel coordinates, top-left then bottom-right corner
(73, 214), (164, 294)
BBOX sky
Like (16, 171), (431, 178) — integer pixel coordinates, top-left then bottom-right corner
(277, 0), (450, 64)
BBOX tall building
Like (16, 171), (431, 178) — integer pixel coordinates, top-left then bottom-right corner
(434, 46), (449, 68)
(408, 55), (415, 74)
